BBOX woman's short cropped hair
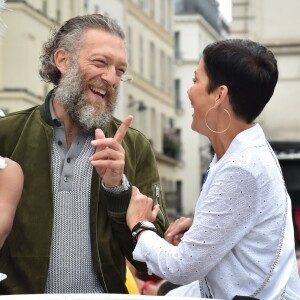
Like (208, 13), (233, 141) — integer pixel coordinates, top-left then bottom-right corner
(203, 39), (278, 123)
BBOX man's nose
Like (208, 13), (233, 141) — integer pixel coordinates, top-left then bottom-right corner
(101, 66), (120, 86)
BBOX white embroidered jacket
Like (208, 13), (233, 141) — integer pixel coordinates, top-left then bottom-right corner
(133, 124), (300, 299)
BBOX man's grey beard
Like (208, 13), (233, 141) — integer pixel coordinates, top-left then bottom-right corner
(55, 63), (118, 132)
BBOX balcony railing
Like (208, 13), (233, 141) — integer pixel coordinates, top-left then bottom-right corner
(163, 130), (181, 160)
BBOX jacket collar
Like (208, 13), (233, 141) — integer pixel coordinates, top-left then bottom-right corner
(40, 89), (57, 126)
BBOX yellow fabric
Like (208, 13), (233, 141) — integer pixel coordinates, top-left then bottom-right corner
(125, 266), (140, 294)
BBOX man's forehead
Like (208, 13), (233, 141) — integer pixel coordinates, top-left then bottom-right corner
(77, 29), (126, 60)
(82, 28), (124, 43)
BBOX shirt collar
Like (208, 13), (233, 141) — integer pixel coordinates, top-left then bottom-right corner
(49, 92), (63, 127)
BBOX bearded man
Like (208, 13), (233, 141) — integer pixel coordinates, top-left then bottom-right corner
(0, 14), (168, 294)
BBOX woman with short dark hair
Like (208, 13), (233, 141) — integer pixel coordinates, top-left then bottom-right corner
(127, 39), (300, 299)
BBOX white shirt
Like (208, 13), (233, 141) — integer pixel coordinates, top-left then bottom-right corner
(0, 156), (7, 169)
(133, 124), (300, 299)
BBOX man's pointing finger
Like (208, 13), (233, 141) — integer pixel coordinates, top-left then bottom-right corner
(114, 115), (133, 144)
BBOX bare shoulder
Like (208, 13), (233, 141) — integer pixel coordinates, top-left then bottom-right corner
(0, 158), (23, 248)
(0, 157), (23, 172)
(0, 157), (23, 184)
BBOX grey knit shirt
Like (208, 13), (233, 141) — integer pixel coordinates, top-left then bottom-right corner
(45, 131), (103, 293)
(44, 98), (103, 293)
(44, 130), (103, 293)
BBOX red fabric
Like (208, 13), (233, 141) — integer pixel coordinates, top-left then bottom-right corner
(141, 280), (157, 295)
(293, 208), (300, 240)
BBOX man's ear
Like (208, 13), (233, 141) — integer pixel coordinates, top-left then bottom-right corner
(54, 48), (70, 76)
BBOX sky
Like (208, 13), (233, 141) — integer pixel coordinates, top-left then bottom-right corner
(217, 0), (232, 23)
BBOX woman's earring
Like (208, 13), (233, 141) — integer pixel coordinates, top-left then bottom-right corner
(205, 107), (231, 134)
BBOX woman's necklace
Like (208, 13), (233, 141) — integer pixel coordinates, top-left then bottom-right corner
(250, 141), (288, 298)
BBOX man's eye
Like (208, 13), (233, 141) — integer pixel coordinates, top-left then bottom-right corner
(117, 69), (125, 76)
(192, 78), (197, 83)
(94, 60), (106, 66)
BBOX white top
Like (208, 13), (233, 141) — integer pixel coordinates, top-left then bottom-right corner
(0, 156), (7, 169)
(133, 124), (300, 299)
(0, 273), (7, 282)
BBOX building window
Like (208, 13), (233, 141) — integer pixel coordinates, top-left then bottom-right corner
(56, 9), (61, 23)
(150, 0), (155, 18)
(127, 26), (132, 68)
(139, 35), (144, 75)
(149, 42), (155, 83)
(42, 0), (47, 15)
(150, 108), (157, 147)
(160, 0), (165, 27)
(167, 0), (172, 32)
(84, 0), (88, 12)
(174, 79), (181, 111)
(56, 0), (61, 23)
(94, 5), (100, 13)
(128, 95), (135, 115)
(143, 0), (149, 14)
(169, 117), (174, 129)
(44, 84), (49, 98)
(163, 127), (181, 160)
(174, 31), (181, 59)
(167, 56), (172, 94)
(160, 50), (165, 89)
(164, 0), (170, 31)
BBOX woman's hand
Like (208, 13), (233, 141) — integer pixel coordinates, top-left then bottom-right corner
(126, 186), (160, 230)
(164, 217), (193, 246)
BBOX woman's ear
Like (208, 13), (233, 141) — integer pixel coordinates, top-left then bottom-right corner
(215, 85), (229, 106)
(54, 48), (70, 76)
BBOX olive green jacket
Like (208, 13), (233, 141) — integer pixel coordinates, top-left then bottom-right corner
(0, 90), (168, 294)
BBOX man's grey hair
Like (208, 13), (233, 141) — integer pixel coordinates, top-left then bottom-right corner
(39, 14), (125, 86)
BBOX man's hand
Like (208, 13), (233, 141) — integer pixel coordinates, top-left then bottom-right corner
(127, 186), (160, 230)
(89, 115), (133, 187)
(164, 217), (193, 246)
